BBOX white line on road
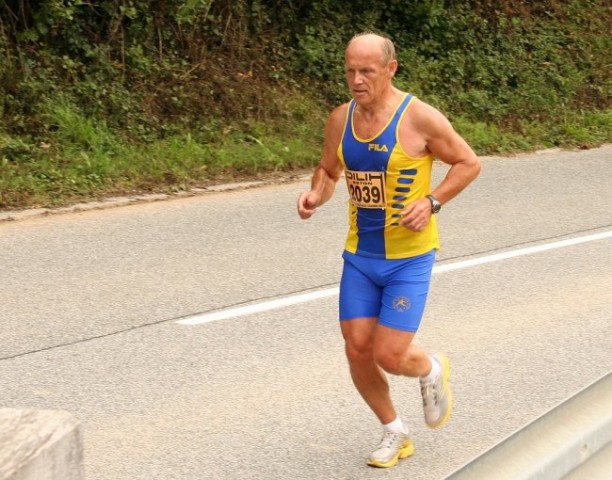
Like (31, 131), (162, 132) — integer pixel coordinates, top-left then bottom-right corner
(177, 230), (612, 326)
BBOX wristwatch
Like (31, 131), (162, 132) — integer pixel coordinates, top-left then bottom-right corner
(426, 195), (441, 214)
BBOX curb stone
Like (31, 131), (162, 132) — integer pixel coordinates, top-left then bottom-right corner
(0, 174), (311, 223)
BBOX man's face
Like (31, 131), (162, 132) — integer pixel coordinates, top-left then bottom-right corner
(345, 43), (396, 106)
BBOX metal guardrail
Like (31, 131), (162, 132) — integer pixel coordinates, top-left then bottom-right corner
(445, 371), (612, 480)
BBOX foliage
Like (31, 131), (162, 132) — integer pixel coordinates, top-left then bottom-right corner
(0, 0), (610, 208)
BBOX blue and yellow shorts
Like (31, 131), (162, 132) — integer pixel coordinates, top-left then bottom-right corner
(339, 249), (436, 332)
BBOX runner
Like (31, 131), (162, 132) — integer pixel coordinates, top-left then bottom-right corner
(297, 32), (481, 468)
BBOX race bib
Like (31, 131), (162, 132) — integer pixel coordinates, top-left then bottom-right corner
(345, 170), (386, 209)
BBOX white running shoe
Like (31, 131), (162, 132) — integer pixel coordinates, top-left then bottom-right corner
(367, 431), (415, 468)
(420, 353), (453, 429)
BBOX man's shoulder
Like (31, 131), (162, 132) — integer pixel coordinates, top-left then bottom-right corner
(327, 102), (350, 128)
(405, 97), (446, 126)
(331, 102), (350, 117)
(406, 96), (429, 113)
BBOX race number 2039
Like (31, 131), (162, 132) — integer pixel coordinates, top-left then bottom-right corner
(345, 170), (387, 209)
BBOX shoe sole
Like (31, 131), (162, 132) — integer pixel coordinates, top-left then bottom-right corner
(367, 440), (415, 468)
(428, 353), (453, 429)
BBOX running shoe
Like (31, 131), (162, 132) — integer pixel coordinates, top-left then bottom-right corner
(420, 353), (453, 429)
(367, 431), (415, 468)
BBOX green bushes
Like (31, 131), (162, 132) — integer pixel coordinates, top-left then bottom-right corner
(0, 0), (610, 208)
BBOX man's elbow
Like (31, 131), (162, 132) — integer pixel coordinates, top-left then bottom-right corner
(466, 153), (481, 181)
(472, 156), (482, 179)
(317, 164), (342, 184)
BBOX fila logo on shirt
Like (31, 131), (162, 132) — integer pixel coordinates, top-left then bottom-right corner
(368, 143), (388, 152)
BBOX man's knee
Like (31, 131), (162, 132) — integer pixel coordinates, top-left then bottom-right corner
(374, 347), (421, 376)
(373, 349), (402, 375)
(341, 318), (378, 365)
(344, 336), (374, 366)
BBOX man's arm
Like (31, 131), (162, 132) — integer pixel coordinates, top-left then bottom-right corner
(420, 103), (481, 205)
(297, 105), (346, 220)
(400, 101), (481, 230)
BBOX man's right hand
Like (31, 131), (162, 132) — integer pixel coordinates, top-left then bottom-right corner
(297, 191), (321, 219)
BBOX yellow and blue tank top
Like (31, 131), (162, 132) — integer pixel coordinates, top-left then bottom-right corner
(338, 93), (440, 259)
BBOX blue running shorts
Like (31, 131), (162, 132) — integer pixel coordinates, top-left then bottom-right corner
(339, 249), (436, 332)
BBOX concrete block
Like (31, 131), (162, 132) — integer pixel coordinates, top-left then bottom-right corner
(0, 408), (84, 480)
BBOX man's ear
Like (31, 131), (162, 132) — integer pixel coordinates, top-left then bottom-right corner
(388, 59), (398, 77)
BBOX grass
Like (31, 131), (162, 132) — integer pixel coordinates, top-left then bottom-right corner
(0, 97), (325, 209)
(0, 98), (610, 210)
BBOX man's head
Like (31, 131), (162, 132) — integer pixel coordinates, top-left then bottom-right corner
(345, 33), (398, 106)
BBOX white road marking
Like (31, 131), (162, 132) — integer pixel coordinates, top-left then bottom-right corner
(177, 288), (340, 326)
(177, 230), (612, 325)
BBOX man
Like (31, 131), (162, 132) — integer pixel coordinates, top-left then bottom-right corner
(297, 32), (481, 468)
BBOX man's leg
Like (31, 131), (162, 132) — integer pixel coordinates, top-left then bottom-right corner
(340, 318), (435, 420)
(372, 324), (431, 377)
(342, 318), (451, 430)
(339, 317), (397, 424)
(340, 317), (414, 468)
(372, 324), (452, 429)
(339, 251), (448, 466)
(340, 317), (420, 468)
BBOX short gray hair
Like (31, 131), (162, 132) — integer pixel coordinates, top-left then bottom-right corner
(348, 32), (397, 65)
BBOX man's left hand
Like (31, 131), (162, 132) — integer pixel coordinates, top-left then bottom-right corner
(399, 198), (432, 232)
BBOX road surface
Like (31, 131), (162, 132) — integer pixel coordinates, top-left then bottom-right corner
(1, 146), (611, 479)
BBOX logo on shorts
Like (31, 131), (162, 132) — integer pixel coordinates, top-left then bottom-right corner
(392, 296), (411, 312)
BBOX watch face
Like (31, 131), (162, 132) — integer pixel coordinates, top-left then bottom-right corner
(428, 195), (441, 213)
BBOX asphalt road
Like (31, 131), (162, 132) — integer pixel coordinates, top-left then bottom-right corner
(1, 146), (611, 480)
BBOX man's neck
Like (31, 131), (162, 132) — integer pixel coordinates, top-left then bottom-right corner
(355, 87), (403, 120)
